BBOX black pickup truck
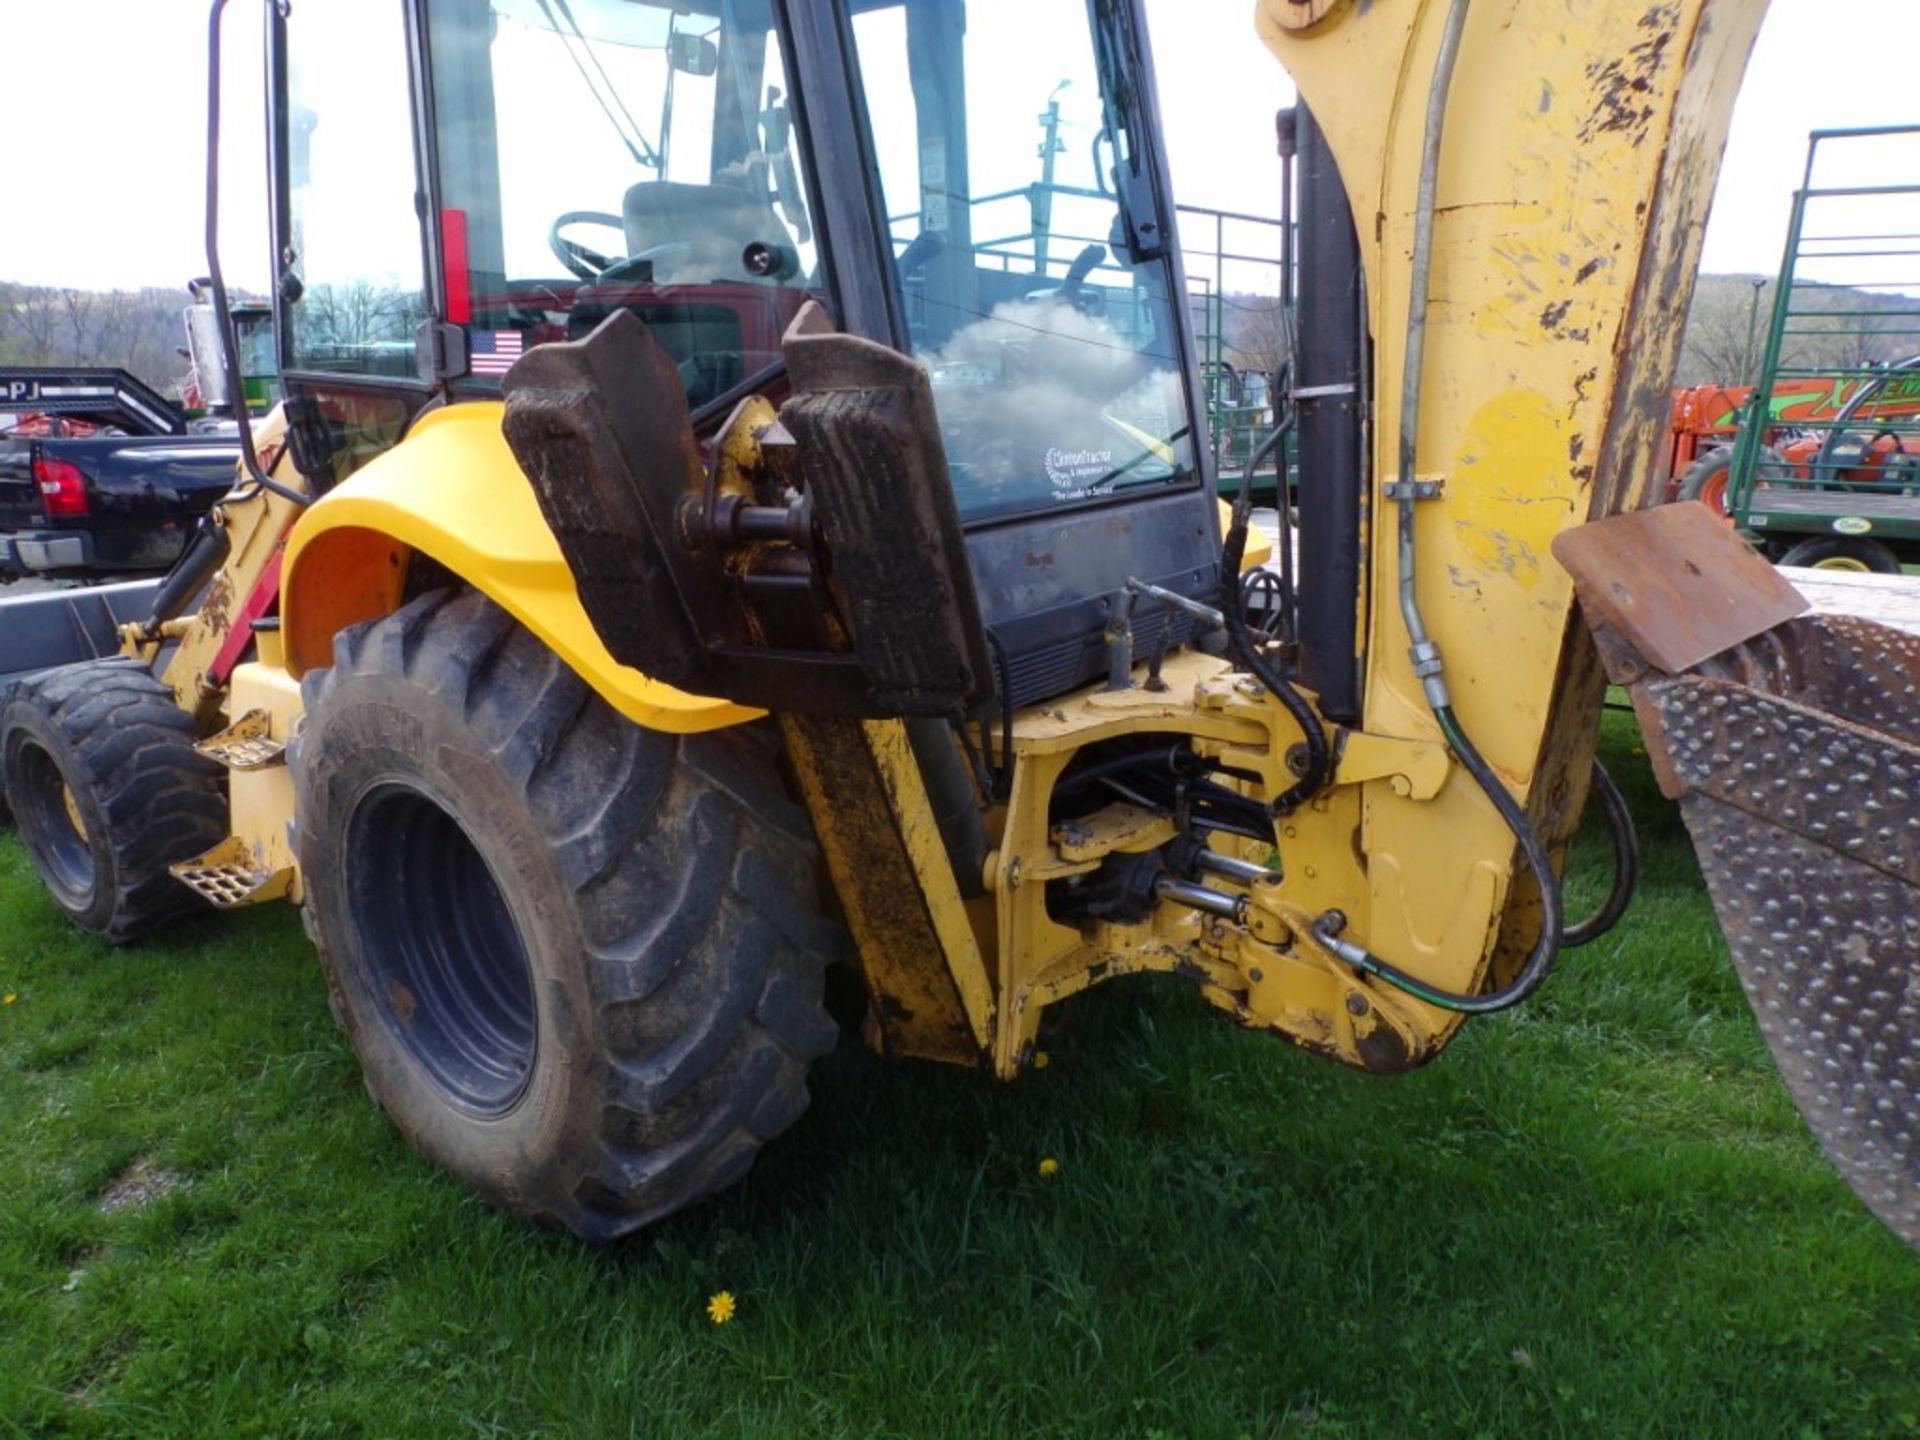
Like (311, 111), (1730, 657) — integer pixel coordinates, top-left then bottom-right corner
(0, 368), (238, 583)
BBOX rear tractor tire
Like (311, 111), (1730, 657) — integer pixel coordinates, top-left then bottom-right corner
(1674, 446), (1735, 518)
(0, 659), (226, 942)
(1675, 442), (1791, 521)
(292, 590), (841, 1241)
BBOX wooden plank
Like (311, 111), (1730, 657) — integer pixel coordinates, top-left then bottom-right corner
(1752, 489), (1920, 520)
(1779, 565), (1920, 639)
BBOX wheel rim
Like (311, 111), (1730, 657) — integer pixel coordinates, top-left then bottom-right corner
(13, 741), (96, 901)
(1813, 556), (1874, 572)
(347, 784), (537, 1115)
(1700, 469), (1730, 519)
(61, 783), (89, 842)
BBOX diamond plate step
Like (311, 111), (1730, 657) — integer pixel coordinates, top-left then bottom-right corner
(195, 708), (285, 771)
(170, 837), (292, 909)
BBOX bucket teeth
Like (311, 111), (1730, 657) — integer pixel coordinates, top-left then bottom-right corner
(170, 837), (292, 909)
(196, 708), (285, 771)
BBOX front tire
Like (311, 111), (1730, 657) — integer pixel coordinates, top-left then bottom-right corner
(0, 659), (225, 942)
(292, 591), (840, 1240)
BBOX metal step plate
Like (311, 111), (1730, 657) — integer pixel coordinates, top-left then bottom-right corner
(194, 708), (285, 771)
(170, 836), (292, 909)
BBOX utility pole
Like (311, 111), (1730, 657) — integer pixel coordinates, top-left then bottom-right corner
(1033, 81), (1070, 276)
(1742, 276), (1767, 385)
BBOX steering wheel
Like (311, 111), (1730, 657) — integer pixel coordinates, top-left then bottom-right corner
(548, 211), (626, 282)
(1816, 426), (1902, 482)
(591, 241), (714, 287)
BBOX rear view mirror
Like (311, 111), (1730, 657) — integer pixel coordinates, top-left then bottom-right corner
(669, 32), (718, 77)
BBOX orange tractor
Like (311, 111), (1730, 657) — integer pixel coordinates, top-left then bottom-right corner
(1668, 368), (1920, 521)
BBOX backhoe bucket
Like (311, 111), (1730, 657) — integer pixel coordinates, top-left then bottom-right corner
(0, 579), (160, 689)
(1557, 503), (1920, 1250)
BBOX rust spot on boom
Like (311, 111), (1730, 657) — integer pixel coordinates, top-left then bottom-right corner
(1581, 7), (1677, 147)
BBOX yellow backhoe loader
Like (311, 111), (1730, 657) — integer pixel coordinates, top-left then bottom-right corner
(4, 0), (1914, 1251)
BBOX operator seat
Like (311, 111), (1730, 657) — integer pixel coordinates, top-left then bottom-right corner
(622, 180), (789, 285)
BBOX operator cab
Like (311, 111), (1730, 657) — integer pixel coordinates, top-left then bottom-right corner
(273, 0), (1217, 707)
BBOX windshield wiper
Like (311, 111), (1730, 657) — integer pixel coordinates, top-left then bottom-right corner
(1087, 425), (1190, 492)
(534, 0), (662, 170)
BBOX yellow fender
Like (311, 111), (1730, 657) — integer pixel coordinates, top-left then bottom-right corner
(281, 402), (757, 733)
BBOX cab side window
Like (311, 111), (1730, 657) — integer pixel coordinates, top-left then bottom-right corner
(284, 0), (430, 377)
(427, 0), (822, 413)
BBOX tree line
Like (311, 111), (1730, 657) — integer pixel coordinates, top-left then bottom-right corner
(1220, 274), (1920, 392)
(0, 282), (201, 395)
(0, 279), (413, 396)
(6, 271), (1915, 401)
(1671, 273), (1920, 387)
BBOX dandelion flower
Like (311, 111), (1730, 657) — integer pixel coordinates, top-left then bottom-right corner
(1038, 1157), (1061, 1180)
(2, 993), (15, 1006)
(707, 1290), (737, 1325)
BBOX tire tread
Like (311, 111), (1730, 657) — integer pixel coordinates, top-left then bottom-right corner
(1, 659), (224, 942)
(296, 590), (840, 1240)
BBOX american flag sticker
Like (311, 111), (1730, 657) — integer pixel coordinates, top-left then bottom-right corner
(469, 329), (525, 377)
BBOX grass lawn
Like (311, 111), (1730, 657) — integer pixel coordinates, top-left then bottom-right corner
(2, 714), (1917, 1439)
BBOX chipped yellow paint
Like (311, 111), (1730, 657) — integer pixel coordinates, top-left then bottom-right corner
(1445, 389), (1566, 594)
(858, 718), (997, 1048)
(1257, 0), (1765, 776)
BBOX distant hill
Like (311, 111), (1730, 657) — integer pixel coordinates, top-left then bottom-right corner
(9, 267), (1915, 405)
(1675, 273), (1919, 388)
(0, 282), (202, 396)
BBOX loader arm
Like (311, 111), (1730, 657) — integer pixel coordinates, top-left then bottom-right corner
(1256, 0), (1768, 997)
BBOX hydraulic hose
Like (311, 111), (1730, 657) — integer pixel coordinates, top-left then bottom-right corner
(1393, 0), (1468, 706)
(1220, 408), (1329, 815)
(1562, 758), (1639, 949)
(1309, 0), (1579, 1016)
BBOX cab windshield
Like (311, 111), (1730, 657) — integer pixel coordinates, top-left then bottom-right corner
(426, 0), (821, 409)
(847, 0), (1197, 522)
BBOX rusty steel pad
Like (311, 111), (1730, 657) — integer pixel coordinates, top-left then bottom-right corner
(1552, 502), (1808, 675)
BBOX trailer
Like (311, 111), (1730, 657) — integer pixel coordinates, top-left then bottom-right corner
(1727, 127), (1920, 571)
